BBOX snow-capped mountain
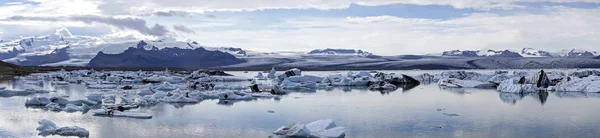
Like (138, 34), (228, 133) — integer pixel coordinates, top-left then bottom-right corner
(308, 49), (373, 56)
(88, 41), (245, 68)
(559, 49), (597, 57)
(442, 49), (522, 57)
(521, 48), (552, 57)
(443, 48), (598, 58)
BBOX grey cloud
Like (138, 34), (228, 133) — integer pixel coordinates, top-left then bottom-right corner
(4, 15), (169, 36)
(173, 25), (196, 34)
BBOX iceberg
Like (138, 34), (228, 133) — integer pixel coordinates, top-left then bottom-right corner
(62, 104), (91, 112)
(137, 87), (155, 96)
(154, 82), (178, 91)
(218, 91), (253, 100)
(281, 80), (318, 89)
(87, 84), (117, 89)
(256, 72), (265, 78)
(164, 93), (200, 103)
(497, 78), (544, 93)
(274, 119), (346, 138)
(37, 119), (89, 137)
(439, 71), (491, 82)
(438, 78), (496, 88)
(267, 67), (277, 78)
(553, 76), (600, 92)
(278, 68), (302, 79)
(286, 75), (324, 83)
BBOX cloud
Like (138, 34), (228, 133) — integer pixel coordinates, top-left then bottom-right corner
(94, 0), (600, 15)
(183, 6), (600, 55)
(54, 27), (73, 38)
(2, 15), (169, 36)
(173, 25), (195, 34)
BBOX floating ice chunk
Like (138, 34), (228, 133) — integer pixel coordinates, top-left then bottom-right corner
(164, 93), (200, 103)
(213, 85), (249, 90)
(106, 76), (121, 83)
(306, 119), (337, 132)
(154, 82), (178, 91)
(274, 119), (346, 138)
(137, 87), (155, 96)
(488, 74), (511, 84)
(218, 91), (253, 100)
(353, 71), (373, 78)
(91, 109), (152, 119)
(256, 72), (265, 78)
(438, 78), (496, 88)
(268, 67), (277, 78)
(271, 85), (287, 94)
(331, 76), (371, 86)
(281, 80), (318, 89)
(313, 127), (347, 138)
(196, 76), (251, 82)
(26, 97), (52, 106)
(45, 103), (61, 111)
(553, 76), (600, 92)
(497, 78), (543, 93)
(37, 119), (89, 137)
(168, 76), (185, 83)
(87, 84), (117, 89)
(414, 73), (437, 84)
(153, 90), (168, 99)
(287, 75), (324, 83)
(273, 123), (311, 137)
(279, 68), (302, 79)
(62, 104), (91, 112)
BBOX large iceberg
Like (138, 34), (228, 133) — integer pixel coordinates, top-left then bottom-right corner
(37, 119), (89, 137)
(552, 76), (600, 92)
(497, 78), (544, 93)
(274, 119), (346, 138)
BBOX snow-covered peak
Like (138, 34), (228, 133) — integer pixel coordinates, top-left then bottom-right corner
(442, 49), (522, 57)
(520, 48), (552, 57)
(559, 49), (597, 57)
(308, 48), (373, 56)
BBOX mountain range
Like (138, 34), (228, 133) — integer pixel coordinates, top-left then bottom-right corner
(442, 48), (598, 58)
(1, 29), (600, 70)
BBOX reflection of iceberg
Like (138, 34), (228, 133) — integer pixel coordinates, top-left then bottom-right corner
(530, 92), (549, 105)
(498, 92), (549, 105)
(555, 92), (600, 98)
(499, 93), (526, 104)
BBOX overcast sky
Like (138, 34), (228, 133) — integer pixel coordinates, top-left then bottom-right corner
(0, 0), (599, 55)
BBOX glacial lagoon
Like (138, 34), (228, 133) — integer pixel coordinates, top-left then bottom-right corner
(1, 70), (600, 138)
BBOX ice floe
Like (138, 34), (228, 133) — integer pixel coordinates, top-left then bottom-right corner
(274, 119), (346, 138)
(37, 119), (89, 137)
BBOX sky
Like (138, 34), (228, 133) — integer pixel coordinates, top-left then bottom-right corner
(0, 0), (599, 56)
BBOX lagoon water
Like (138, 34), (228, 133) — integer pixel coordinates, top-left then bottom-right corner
(1, 70), (600, 138)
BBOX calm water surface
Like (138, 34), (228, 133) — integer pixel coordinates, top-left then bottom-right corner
(1, 70), (600, 138)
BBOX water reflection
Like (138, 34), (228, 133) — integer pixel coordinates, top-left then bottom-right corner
(499, 92), (548, 105)
(555, 92), (600, 98)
